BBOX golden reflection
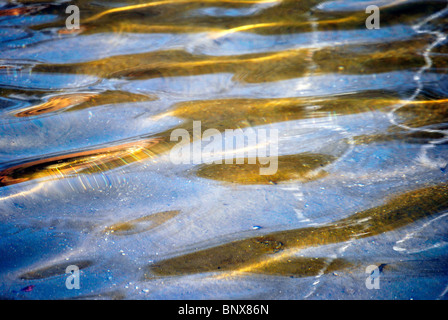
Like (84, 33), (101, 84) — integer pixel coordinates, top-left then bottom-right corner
(211, 15), (359, 38)
(14, 93), (96, 117)
(243, 256), (354, 277)
(216, 250), (354, 279)
(2, 89), (429, 188)
(313, 37), (432, 75)
(168, 92), (400, 129)
(84, 0), (281, 24)
(0, 138), (169, 187)
(147, 183), (448, 277)
(31, 0), (446, 38)
(110, 23), (222, 34)
(394, 98), (448, 128)
(33, 49), (311, 84)
(14, 91), (155, 117)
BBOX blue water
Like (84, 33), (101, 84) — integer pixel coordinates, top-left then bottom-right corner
(0, 0), (448, 299)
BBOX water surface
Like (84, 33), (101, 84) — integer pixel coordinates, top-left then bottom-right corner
(0, 0), (448, 300)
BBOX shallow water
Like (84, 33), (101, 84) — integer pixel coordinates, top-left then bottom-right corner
(0, 0), (448, 300)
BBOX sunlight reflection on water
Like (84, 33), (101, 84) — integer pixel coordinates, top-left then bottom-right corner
(0, 0), (448, 300)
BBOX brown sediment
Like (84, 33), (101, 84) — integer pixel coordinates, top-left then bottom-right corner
(105, 210), (181, 236)
(313, 37), (432, 75)
(146, 183), (448, 277)
(394, 99), (448, 129)
(28, 0), (446, 40)
(247, 257), (354, 277)
(168, 91), (400, 130)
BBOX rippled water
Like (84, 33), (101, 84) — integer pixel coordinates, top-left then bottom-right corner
(0, 0), (448, 300)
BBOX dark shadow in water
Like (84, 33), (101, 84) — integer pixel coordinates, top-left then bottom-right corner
(19, 259), (93, 280)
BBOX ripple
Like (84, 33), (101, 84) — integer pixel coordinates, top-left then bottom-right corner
(1, 0), (448, 300)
